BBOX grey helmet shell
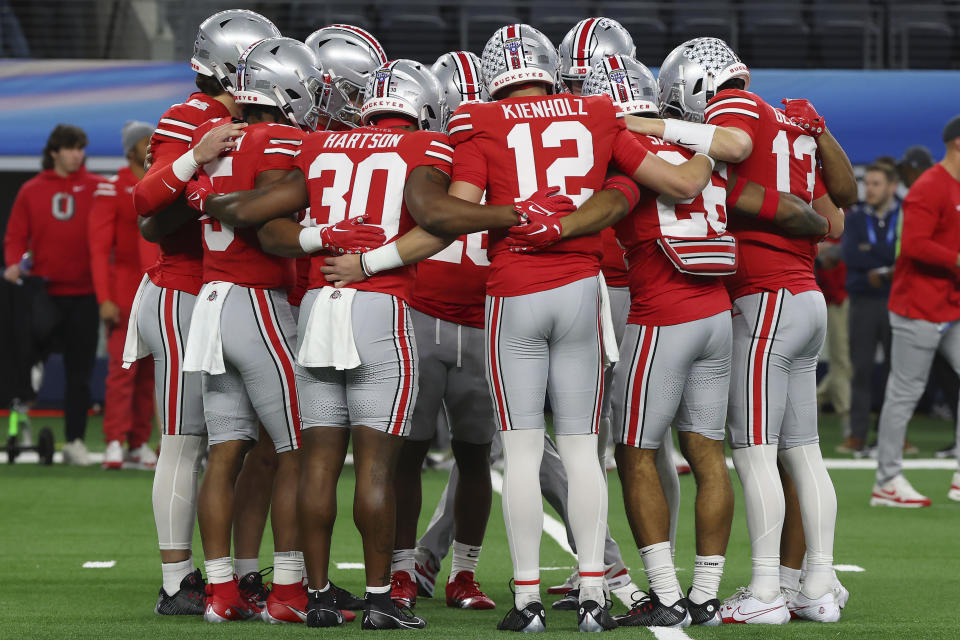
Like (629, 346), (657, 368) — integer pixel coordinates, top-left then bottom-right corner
(191, 9), (281, 94)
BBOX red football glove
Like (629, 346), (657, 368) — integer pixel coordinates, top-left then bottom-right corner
(782, 98), (825, 138)
(320, 216), (387, 254)
(185, 170), (214, 212)
(505, 187), (575, 253)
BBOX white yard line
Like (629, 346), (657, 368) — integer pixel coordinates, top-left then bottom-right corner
(82, 561), (116, 568)
(834, 564), (866, 572)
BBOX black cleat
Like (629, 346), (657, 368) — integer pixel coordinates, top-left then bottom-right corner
(238, 568), (271, 611)
(362, 592), (426, 630)
(306, 587), (345, 628)
(155, 569), (206, 615)
(685, 588), (721, 626)
(497, 602), (546, 632)
(331, 581), (366, 610)
(551, 588), (579, 611)
(615, 591), (690, 628)
(577, 600), (618, 632)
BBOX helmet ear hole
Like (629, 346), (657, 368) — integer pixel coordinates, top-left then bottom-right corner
(692, 78), (703, 95)
(285, 88), (301, 100)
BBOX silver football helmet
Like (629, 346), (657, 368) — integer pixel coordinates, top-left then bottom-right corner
(361, 59), (448, 132)
(432, 51), (489, 114)
(558, 17), (635, 88)
(582, 55), (658, 116)
(190, 9), (281, 94)
(234, 37), (327, 131)
(481, 24), (560, 98)
(657, 37), (751, 123)
(305, 24), (388, 128)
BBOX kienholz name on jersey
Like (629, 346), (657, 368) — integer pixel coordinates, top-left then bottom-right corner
(500, 98), (588, 120)
(322, 132), (405, 149)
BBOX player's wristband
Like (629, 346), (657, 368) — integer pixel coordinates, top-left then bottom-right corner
(695, 152), (716, 170)
(299, 226), (328, 253)
(727, 177), (747, 206)
(602, 175), (640, 210)
(360, 242), (403, 277)
(171, 149), (201, 182)
(662, 119), (717, 155)
(758, 187), (779, 221)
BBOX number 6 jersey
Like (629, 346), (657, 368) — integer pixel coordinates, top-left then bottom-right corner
(449, 93), (648, 297)
(705, 89), (827, 300)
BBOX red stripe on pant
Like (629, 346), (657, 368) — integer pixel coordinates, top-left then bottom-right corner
(253, 290), (302, 449)
(390, 300), (415, 436)
(488, 297), (510, 431)
(625, 327), (655, 447)
(162, 290), (181, 436)
(750, 291), (779, 445)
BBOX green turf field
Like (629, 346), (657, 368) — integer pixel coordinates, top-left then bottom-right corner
(1, 414), (958, 638)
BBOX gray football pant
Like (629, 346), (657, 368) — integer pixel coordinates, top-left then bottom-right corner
(876, 312), (960, 485)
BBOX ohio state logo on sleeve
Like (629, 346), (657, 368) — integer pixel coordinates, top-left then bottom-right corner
(51, 192), (75, 220)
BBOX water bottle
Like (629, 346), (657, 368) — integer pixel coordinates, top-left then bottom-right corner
(18, 251), (32, 275)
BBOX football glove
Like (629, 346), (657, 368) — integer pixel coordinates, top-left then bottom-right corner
(782, 98), (825, 138)
(505, 187), (575, 253)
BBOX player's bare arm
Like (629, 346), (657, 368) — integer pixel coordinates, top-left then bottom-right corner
(812, 194), (845, 238)
(623, 114), (753, 163)
(321, 226), (453, 288)
(631, 149), (714, 200)
(255, 217), (304, 257)
(137, 200), (198, 242)
(405, 167), (519, 236)
(555, 188), (633, 241)
(204, 168), (309, 227)
(781, 98), (857, 207)
(727, 175), (829, 237)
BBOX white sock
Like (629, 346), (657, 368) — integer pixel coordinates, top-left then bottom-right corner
(205, 557), (234, 585)
(778, 444), (837, 598)
(161, 557), (193, 597)
(274, 551), (304, 586)
(234, 557), (258, 578)
(308, 582), (330, 595)
(501, 429), (545, 608)
(655, 441), (682, 555)
(689, 555), (725, 604)
(555, 433), (607, 604)
(153, 434), (204, 551)
(732, 445), (784, 602)
(366, 584), (390, 595)
(391, 548), (415, 579)
(640, 542), (682, 604)
(780, 565), (802, 593)
(449, 541), (481, 581)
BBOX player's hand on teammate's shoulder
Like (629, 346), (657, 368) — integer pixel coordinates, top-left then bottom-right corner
(192, 121), (247, 165)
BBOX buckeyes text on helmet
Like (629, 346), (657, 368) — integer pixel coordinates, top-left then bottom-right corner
(480, 24), (560, 99)
(361, 59), (448, 133)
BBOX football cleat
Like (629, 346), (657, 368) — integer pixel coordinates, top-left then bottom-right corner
(720, 587), (790, 625)
(949, 471), (960, 502)
(155, 568), (206, 615)
(127, 443), (157, 469)
(262, 582), (308, 624)
(787, 590), (841, 623)
(672, 447), (691, 474)
(577, 600), (618, 632)
(391, 570), (418, 609)
(870, 474), (931, 508)
(446, 571), (495, 609)
(238, 568), (271, 611)
(103, 440), (123, 470)
(497, 601), (546, 633)
(685, 589), (721, 626)
(547, 568), (579, 595)
(203, 580), (259, 622)
(551, 588), (579, 611)
(331, 581), (366, 611)
(833, 574), (850, 610)
(615, 591), (690, 628)
(305, 586), (345, 628)
(413, 547), (440, 597)
(362, 594), (426, 630)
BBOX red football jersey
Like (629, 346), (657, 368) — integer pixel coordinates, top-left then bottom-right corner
(193, 119), (300, 289)
(705, 89), (827, 300)
(600, 228), (629, 288)
(294, 127), (454, 301)
(142, 92), (230, 295)
(614, 135), (732, 326)
(410, 232), (490, 328)
(449, 94), (648, 297)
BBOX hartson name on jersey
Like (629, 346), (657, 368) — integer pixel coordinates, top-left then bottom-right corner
(322, 132), (405, 150)
(499, 97), (589, 120)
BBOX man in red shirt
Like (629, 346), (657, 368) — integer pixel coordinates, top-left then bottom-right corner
(4, 124), (102, 466)
(90, 121), (156, 470)
(872, 115), (960, 508)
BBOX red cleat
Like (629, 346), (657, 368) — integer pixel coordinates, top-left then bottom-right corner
(391, 571), (417, 609)
(262, 582), (308, 624)
(446, 571), (496, 610)
(203, 580), (259, 622)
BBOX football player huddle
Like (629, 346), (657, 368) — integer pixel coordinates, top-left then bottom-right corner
(127, 8), (856, 632)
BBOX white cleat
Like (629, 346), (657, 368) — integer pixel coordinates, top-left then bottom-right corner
(720, 588), (790, 625)
(61, 438), (92, 466)
(128, 443), (158, 469)
(788, 590), (840, 623)
(102, 440), (123, 470)
(948, 471), (960, 502)
(833, 573), (850, 610)
(870, 474), (931, 507)
(547, 568), (579, 595)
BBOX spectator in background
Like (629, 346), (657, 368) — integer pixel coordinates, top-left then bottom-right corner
(816, 238), (852, 439)
(840, 162), (900, 454)
(898, 146), (935, 190)
(89, 121), (157, 470)
(3, 124), (101, 465)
